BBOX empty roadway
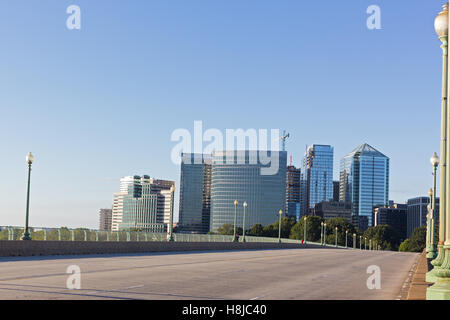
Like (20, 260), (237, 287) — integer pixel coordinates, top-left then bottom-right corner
(0, 248), (418, 300)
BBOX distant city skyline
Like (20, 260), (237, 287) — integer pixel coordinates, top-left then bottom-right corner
(0, 1), (444, 229)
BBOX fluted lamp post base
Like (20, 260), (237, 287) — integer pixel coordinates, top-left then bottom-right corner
(427, 247), (450, 300)
(21, 232), (31, 241)
(427, 244), (445, 283)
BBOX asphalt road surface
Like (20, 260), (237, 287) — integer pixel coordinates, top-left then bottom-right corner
(0, 248), (418, 300)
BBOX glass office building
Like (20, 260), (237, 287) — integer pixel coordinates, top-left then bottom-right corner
(178, 153), (212, 233)
(339, 143), (389, 229)
(300, 145), (334, 216)
(210, 150), (287, 232)
(119, 176), (173, 233)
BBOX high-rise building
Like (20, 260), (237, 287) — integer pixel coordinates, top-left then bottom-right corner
(313, 201), (352, 223)
(406, 197), (440, 238)
(209, 150), (287, 232)
(300, 145), (334, 216)
(112, 192), (127, 231)
(111, 176), (136, 231)
(178, 153), (212, 234)
(286, 165), (301, 220)
(374, 203), (408, 241)
(99, 208), (112, 231)
(333, 181), (340, 202)
(339, 143), (389, 230)
(117, 176), (174, 232)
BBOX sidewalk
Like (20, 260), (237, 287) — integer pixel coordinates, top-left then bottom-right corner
(407, 250), (432, 300)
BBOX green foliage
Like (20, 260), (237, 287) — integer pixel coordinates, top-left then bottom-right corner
(323, 217), (359, 246)
(248, 224), (264, 236)
(217, 224), (243, 236)
(408, 225), (427, 252)
(262, 217), (296, 238)
(363, 225), (400, 251)
(290, 216), (323, 242)
(399, 239), (411, 252)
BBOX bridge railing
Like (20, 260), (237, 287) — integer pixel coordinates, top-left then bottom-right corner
(0, 227), (352, 248)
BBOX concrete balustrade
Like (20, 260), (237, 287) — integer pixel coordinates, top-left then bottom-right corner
(0, 240), (332, 258)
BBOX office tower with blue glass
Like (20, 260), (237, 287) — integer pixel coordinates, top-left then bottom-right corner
(286, 165), (301, 220)
(209, 150), (287, 232)
(339, 143), (389, 230)
(178, 153), (212, 234)
(300, 145), (334, 216)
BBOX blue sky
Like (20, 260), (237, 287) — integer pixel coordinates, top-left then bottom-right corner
(0, 0), (445, 229)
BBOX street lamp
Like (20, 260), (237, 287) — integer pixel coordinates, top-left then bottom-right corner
(242, 202), (247, 243)
(233, 200), (238, 242)
(426, 189), (434, 258)
(369, 239), (372, 251)
(353, 233), (356, 250)
(22, 152), (34, 241)
(428, 153), (440, 259)
(360, 236), (362, 250)
(304, 216), (308, 244)
(323, 223), (327, 246)
(167, 185), (175, 241)
(345, 230), (349, 248)
(278, 210), (283, 243)
(365, 237), (367, 250)
(320, 222), (324, 245)
(427, 4), (450, 298)
(335, 227), (338, 247)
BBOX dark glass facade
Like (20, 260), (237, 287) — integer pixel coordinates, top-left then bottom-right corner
(374, 204), (407, 241)
(406, 197), (440, 238)
(178, 153), (212, 233)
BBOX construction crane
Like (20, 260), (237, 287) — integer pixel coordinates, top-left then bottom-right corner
(274, 130), (290, 152)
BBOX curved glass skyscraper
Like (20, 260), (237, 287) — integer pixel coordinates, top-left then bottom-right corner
(210, 150), (287, 232)
(339, 143), (389, 229)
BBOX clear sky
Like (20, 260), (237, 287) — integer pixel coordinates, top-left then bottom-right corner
(0, 0), (445, 229)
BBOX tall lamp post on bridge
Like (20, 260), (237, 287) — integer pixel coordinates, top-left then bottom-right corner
(365, 237), (367, 250)
(278, 210), (283, 243)
(22, 152), (34, 241)
(233, 200), (238, 242)
(360, 236), (362, 250)
(242, 202), (247, 243)
(323, 223), (327, 246)
(353, 233), (356, 250)
(303, 216), (308, 244)
(428, 3), (450, 299)
(345, 230), (348, 248)
(167, 185), (175, 242)
(335, 227), (338, 247)
(428, 153), (440, 259)
(426, 189), (434, 258)
(320, 222), (324, 245)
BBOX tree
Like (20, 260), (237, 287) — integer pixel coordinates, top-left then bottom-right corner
(217, 224), (242, 236)
(262, 217), (296, 238)
(323, 217), (358, 247)
(248, 224), (264, 236)
(399, 239), (411, 252)
(363, 225), (400, 251)
(290, 216), (323, 242)
(408, 225), (427, 252)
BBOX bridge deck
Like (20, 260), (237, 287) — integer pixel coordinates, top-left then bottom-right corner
(0, 248), (418, 300)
